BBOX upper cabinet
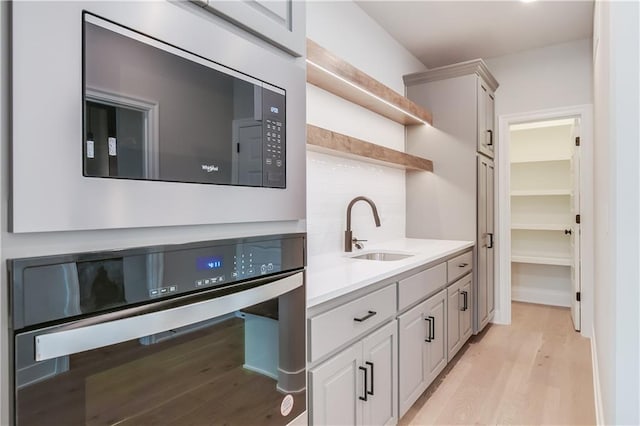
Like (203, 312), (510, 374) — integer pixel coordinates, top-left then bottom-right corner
(477, 79), (496, 158)
(193, 0), (305, 57)
(404, 59), (499, 159)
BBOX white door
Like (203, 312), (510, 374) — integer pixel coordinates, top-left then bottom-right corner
(362, 321), (397, 426)
(397, 300), (429, 417)
(570, 120), (582, 331)
(309, 343), (361, 425)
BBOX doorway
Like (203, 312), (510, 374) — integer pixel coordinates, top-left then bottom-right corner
(495, 105), (594, 338)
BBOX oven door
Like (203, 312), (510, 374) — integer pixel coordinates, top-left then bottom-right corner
(12, 272), (305, 426)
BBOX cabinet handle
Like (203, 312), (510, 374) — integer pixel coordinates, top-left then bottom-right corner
(461, 291), (468, 311)
(487, 233), (494, 249)
(366, 361), (374, 396)
(354, 310), (377, 322)
(359, 366), (368, 401)
(458, 262), (468, 268)
(429, 315), (435, 340)
(564, 229), (572, 235)
(424, 317), (432, 342)
(487, 129), (493, 146)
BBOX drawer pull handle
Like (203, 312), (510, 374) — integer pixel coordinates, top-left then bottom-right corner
(358, 366), (368, 401)
(366, 361), (374, 396)
(354, 310), (377, 322)
(458, 263), (469, 268)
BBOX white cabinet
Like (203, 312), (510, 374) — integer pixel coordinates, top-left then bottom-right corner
(477, 79), (496, 158)
(477, 155), (495, 330)
(310, 321), (398, 426)
(194, 0), (305, 56)
(447, 274), (473, 361)
(398, 289), (447, 418)
(404, 61), (498, 335)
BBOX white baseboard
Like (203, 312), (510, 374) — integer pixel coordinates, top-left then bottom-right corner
(511, 286), (571, 307)
(591, 325), (604, 425)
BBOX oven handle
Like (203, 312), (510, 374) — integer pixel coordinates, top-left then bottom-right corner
(34, 271), (303, 362)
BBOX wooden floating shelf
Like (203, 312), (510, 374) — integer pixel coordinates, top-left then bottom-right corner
(307, 124), (434, 172)
(306, 39), (433, 126)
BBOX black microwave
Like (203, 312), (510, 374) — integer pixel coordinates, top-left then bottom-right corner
(83, 13), (286, 188)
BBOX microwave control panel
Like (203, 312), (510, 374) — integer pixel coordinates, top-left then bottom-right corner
(262, 88), (286, 188)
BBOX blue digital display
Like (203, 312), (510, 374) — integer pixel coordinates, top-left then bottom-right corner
(196, 256), (223, 271)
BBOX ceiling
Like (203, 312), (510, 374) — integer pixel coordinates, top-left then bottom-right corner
(356, 0), (594, 69)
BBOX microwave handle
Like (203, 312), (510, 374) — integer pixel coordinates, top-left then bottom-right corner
(34, 271), (303, 362)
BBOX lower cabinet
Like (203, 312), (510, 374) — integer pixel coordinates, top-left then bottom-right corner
(310, 321), (398, 426)
(446, 274), (473, 361)
(397, 289), (447, 418)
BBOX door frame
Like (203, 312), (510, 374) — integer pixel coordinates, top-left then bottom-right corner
(495, 104), (594, 339)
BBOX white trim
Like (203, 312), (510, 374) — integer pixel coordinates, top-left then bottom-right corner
(511, 286), (571, 307)
(85, 88), (160, 179)
(497, 104), (594, 337)
(591, 325), (604, 425)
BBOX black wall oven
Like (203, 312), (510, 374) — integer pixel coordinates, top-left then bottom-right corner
(9, 234), (306, 425)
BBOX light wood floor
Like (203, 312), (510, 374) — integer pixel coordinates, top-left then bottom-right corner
(400, 302), (596, 425)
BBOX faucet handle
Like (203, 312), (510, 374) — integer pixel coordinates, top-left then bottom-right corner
(352, 238), (367, 250)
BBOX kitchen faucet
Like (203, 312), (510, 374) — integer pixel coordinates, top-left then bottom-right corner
(344, 196), (381, 252)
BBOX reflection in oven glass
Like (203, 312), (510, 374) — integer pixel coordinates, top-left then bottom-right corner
(16, 311), (304, 425)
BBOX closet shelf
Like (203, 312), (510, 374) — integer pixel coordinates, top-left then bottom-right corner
(510, 158), (571, 164)
(511, 224), (571, 231)
(306, 39), (433, 126)
(307, 124), (434, 172)
(510, 189), (571, 196)
(511, 255), (571, 266)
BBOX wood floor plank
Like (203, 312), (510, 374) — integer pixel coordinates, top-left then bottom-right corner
(400, 302), (595, 425)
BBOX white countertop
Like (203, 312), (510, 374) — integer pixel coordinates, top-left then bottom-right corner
(306, 238), (474, 308)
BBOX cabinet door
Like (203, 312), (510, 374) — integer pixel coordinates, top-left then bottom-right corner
(425, 289), (448, 386)
(447, 280), (462, 361)
(477, 155), (495, 331)
(477, 78), (495, 158)
(362, 321), (398, 426)
(398, 299), (429, 417)
(460, 276), (473, 342)
(309, 343), (361, 425)
(487, 159), (495, 317)
(196, 0), (305, 56)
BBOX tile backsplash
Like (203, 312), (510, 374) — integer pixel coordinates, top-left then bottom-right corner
(306, 151), (405, 256)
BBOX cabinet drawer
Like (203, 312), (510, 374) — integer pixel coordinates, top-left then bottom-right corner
(447, 251), (473, 282)
(309, 284), (396, 363)
(398, 263), (447, 311)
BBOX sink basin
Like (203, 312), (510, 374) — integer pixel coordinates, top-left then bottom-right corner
(350, 251), (414, 261)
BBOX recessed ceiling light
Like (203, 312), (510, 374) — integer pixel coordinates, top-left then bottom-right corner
(521, 0), (538, 3)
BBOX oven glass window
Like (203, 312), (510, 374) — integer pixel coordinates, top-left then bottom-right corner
(14, 288), (305, 425)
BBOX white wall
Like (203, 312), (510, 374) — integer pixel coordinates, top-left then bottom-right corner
(593, 1), (640, 424)
(305, 1), (426, 256)
(486, 38), (593, 116)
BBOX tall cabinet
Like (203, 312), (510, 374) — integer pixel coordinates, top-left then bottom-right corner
(404, 59), (498, 334)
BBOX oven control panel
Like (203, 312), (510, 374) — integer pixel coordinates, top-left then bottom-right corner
(9, 234), (306, 329)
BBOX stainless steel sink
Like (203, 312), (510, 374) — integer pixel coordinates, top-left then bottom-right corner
(350, 251), (414, 261)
